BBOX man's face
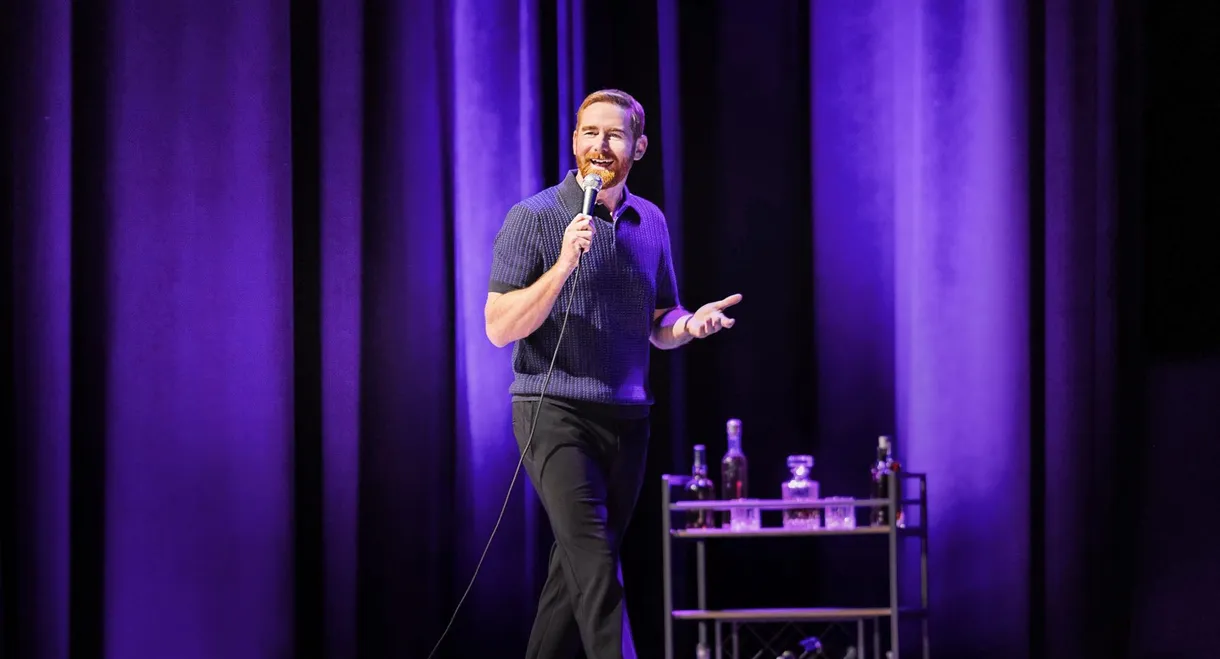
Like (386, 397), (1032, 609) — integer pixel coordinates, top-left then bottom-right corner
(572, 102), (639, 188)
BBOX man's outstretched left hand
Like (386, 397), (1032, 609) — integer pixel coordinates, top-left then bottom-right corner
(686, 294), (743, 339)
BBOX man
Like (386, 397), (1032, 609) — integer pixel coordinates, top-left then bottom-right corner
(484, 89), (742, 659)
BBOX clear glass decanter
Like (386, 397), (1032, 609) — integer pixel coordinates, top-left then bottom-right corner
(781, 454), (821, 530)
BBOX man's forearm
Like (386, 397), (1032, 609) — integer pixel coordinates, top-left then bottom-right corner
(485, 263), (572, 347)
(650, 307), (694, 350)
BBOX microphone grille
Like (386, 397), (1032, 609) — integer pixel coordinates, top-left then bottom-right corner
(583, 172), (604, 192)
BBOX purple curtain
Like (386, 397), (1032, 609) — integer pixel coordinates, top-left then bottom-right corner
(1, 0), (554, 656)
(4, 0), (1217, 658)
(812, 0), (1035, 653)
(3, 1), (73, 657)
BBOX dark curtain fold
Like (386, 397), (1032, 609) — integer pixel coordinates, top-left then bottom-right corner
(1040, 0), (1128, 656)
(3, 1), (1217, 658)
(1122, 2), (1220, 656)
(3, 1), (73, 657)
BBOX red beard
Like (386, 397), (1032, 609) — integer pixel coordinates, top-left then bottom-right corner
(577, 151), (629, 188)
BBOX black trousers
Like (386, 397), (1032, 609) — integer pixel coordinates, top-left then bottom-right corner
(512, 396), (651, 659)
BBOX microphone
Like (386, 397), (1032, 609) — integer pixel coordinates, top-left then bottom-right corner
(575, 173), (603, 265)
(581, 172), (604, 216)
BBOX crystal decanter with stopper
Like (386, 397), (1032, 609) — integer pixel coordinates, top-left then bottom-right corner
(781, 454), (820, 529)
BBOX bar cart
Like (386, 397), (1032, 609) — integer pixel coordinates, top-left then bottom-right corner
(660, 472), (930, 659)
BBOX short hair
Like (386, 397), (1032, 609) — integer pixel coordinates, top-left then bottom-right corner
(576, 89), (646, 140)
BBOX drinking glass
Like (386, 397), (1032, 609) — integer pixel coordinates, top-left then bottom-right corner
(824, 497), (856, 530)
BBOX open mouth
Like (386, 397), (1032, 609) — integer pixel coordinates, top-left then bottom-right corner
(590, 158), (613, 168)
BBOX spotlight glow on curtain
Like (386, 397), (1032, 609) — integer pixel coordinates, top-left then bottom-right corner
(813, 1), (1031, 655)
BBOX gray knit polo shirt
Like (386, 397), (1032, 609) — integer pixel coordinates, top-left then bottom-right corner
(489, 169), (681, 408)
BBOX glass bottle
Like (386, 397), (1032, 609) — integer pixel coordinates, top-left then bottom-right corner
(720, 418), (748, 528)
(684, 445), (716, 529)
(870, 435), (904, 527)
(782, 454), (820, 529)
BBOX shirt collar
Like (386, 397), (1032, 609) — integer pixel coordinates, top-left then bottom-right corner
(559, 169), (639, 223)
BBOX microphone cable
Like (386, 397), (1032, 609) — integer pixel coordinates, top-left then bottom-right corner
(426, 256), (582, 659)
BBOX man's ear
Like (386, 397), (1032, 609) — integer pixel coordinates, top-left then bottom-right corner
(633, 135), (648, 161)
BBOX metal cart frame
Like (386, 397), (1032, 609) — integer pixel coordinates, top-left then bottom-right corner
(660, 472), (930, 659)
